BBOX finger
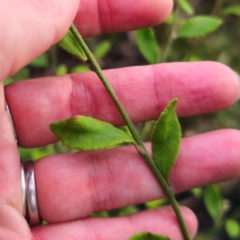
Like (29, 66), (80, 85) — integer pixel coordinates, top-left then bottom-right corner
(74, 0), (173, 37)
(0, 1), (79, 238)
(0, 0), (80, 80)
(0, 138), (30, 238)
(1, 0), (172, 79)
(5, 62), (239, 147)
(32, 207), (197, 240)
(35, 129), (240, 222)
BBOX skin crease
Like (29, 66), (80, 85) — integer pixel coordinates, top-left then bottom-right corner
(1, 0), (240, 239)
(32, 129), (240, 223)
(73, 0), (173, 37)
(5, 62), (239, 147)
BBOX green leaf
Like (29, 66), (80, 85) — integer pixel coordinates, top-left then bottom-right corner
(203, 184), (223, 222)
(151, 99), (181, 180)
(178, 16), (223, 38)
(135, 28), (160, 64)
(4, 77), (14, 86)
(191, 188), (203, 198)
(129, 232), (170, 240)
(30, 53), (48, 68)
(50, 116), (135, 151)
(225, 219), (240, 238)
(222, 5), (240, 16)
(58, 26), (87, 62)
(91, 211), (109, 218)
(71, 64), (89, 73)
(178, 0), (194, 15)
(55, 64), (68, 75)
(145, 199), (167, 209)
(94, 40), (111, 59)
(165, 14), (174, 24)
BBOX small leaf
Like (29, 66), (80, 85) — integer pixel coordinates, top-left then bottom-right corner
(178, 16), (223, 38)
(30, 53), (48, 68)
(191, 188), (203, 198)
(203, 184), (223, 222)
(50, 116), (135, 151)
(129, 232), (171, 240)
(135, 28), (160, 64)
(222, 5), (240, 16)
(151, 99), (181, 180)
(94, 40), (111, 59)
(145, 199), (166, 209)
(55, 64), (68, 75)
(165, 14), (174, 24)
(225, 219), (240, 238)
(71, 64), (89, 73)
(58, 25), (87, 62)
(178, 0), (194, 15)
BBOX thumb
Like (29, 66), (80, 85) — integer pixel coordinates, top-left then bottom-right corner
(0, 1), (80, 238)
(1, 0), (80, 141)
(0, 0), (80, 80)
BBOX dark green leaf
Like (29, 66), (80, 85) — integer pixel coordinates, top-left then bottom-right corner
(50, 116), (135, 151)
(178, 0), (194, 15)
(203, 185), (223, 222)
(129, 232), (170, 240)
(151, 99), (181, 180)
(58, 26), (87, 62)
(135, 28), (160, 64)
(178, 16), (223, 38)
(222, 5), (240, 16)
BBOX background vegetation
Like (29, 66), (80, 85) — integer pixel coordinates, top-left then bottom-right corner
(4, 0), (240, 239)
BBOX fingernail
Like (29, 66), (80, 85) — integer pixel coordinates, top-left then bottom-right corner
(236, 72), (240, 81)
(235, 72), (240, 100)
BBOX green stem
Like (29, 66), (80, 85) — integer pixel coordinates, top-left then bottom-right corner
(160, 3), (179, 63)
(50, 45), (58, 75)
(70, 24), (191, 240)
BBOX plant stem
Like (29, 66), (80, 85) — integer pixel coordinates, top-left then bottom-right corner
(50, 45), (58, 75)
(70, 24), (191, 240)
(160, 3), (179, 63)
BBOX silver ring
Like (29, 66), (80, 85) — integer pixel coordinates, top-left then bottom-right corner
(5, 100), (40, 224)
(25, 160), (41, 225)
(5, 99), (18, 144)
(21, 161), (27, 217)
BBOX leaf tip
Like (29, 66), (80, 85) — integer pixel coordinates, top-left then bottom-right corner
(166, 98), (178, 110)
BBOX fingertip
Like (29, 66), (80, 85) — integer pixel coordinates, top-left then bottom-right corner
(131, 0), (174, 27)
(152, 0), (174, 24)
(164, 61), (240, 116)
(1, 0), (81, 78)
(180, 206), (198, 238)
(155, 206), (198, 239)
(211, 62), (240, 107)
(74, 0), (173, 37)
(132, 206), (198, 239)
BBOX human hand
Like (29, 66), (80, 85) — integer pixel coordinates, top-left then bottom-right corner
(1, 0), (240, 239)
